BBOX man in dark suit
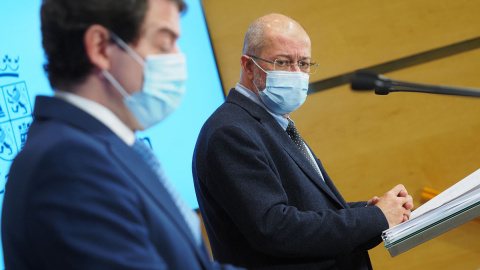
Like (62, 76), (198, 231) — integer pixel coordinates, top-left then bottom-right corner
(1, 0), (241, 269)
(193, 13), (414, 269)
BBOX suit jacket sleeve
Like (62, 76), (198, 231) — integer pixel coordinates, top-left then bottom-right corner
(204, 124), (388, 258)
(348, 201), (368, 208)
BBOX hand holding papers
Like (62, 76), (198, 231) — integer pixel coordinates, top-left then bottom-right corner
(382, 169), (480, 257)
(373, 185), (414, 227)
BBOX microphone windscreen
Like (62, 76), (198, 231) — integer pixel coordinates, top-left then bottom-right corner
(351, 76), (376, 90)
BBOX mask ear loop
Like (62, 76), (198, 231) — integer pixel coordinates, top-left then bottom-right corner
(102, 70), (134, 102)
(249, 58), (264, 94)
(250, 57), (268, 74)
(104, 31), (145, 101)
(109, 31), (145, 67)
(250, 57), (272, 110)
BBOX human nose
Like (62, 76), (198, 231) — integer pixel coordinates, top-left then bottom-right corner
(290, 63), (301, 72)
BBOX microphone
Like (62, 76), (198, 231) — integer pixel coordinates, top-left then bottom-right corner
(351, 70), (480, 97)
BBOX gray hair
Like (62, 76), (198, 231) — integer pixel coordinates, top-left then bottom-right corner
(241, 18), (267, 56)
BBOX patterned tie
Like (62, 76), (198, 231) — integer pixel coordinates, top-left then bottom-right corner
(286, 119), (324, 180)
(132, 139), (201, 245)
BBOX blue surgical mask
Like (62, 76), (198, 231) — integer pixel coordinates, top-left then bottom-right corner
(102, 32), (187, 130)
(252, 59), (309, 114)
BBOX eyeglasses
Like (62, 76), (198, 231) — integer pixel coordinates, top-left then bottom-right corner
(247, 54), (318, 74)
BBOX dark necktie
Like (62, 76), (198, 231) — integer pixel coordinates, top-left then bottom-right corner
(286, 119), (324, 180)
(131, 139), (201, 245)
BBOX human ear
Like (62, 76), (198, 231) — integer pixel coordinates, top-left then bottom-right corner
(84, 24), (114, 71)
(240, 55), (255, 80)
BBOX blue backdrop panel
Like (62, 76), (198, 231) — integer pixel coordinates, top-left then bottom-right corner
(0, 0), (224, 267)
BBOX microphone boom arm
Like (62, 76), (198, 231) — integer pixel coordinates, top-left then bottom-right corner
(351, 70), (480, 98)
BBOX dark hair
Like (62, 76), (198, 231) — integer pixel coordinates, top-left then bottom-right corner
(40, 0), (186, 90)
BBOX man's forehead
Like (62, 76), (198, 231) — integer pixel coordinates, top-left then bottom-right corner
(275, 54), (312, 60)
(263, 20), (310, 44)
(262, 32), (311, 57)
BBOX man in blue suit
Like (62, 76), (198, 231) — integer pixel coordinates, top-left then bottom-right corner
(193, 13), (414, 269)
(1, 0), (241, 269)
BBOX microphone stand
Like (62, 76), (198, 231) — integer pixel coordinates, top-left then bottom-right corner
(351, 70), (480, 98)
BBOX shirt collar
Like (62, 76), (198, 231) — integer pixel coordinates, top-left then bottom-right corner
(234, 83), (289, 130)
(54, 91), (136, 146)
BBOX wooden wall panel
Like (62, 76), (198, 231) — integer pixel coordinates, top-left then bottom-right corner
(201, 0), (480, 268)
(202, 0), (480, 92)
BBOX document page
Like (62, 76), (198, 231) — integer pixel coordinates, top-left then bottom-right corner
(410, 168), (480, 220)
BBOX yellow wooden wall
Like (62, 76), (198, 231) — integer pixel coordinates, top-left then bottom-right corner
(200, 0), (480, 269)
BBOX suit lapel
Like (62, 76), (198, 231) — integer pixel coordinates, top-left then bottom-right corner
(109, 141), (211, 268)
(107, 127), (211, 269)
(312, 152), (349, 208)
(227, 90), (345, 209)
(108, 139), (195, 240)
(272, 120), (345, 209)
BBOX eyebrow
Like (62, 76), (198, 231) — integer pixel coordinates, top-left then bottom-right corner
(155, 27), (179, 40)
(275, 54), (312, 60)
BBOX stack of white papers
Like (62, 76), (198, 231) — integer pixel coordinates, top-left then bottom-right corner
(382, 168), (480, 257)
